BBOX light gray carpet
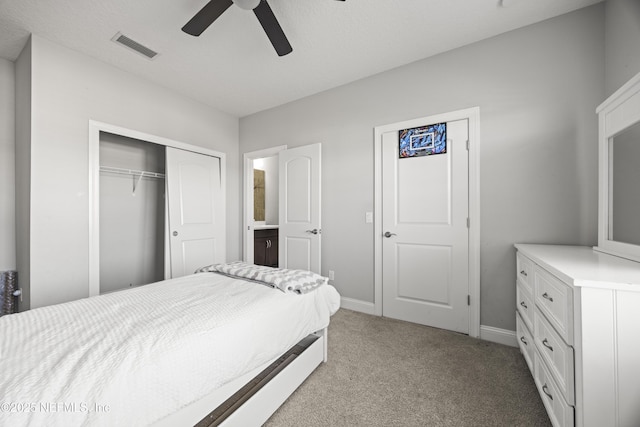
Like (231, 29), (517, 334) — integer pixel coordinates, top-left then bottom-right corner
(264, 309), (551, 427)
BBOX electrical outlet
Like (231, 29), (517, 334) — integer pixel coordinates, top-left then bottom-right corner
(328, 270), (335, 281)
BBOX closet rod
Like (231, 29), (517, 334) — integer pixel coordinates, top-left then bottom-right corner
(99, 166), (165, 179)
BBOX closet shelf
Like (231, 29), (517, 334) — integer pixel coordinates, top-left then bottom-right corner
(99, 166), (165, 179)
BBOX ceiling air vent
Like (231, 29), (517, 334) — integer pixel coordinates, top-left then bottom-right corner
(111, 32), (159, 60)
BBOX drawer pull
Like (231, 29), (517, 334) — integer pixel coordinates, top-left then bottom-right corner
(520, 270), (528, 277)
(520, 301), (528, 309)
(542, 384), (553, 400)
(542, 292), (554, 302)
(542, 338), (554, 352)
(520, 336), (528, 345)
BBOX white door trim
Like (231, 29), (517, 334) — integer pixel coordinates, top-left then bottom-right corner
(373, 107), (481, 338)
(88, 120), (226, 298)
(242, 146), (288, 263)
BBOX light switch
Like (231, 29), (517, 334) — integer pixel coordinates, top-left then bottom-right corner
(365, 211), (373, 223)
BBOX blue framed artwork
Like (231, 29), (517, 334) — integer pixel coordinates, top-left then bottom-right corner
(399, 123), (447, 158)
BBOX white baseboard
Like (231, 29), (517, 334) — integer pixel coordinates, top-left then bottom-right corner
(340, 297), (375, 315)
(480, 325), (517, 347)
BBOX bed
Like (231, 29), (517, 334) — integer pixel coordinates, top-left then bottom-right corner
(0, 263), (341, 426)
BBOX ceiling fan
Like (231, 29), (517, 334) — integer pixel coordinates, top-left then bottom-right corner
(182, 0), (345, 57)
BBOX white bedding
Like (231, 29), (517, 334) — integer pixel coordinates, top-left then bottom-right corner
(0, 273), (340, 426)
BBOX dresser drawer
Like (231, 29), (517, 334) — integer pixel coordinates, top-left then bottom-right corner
(516, 280), (534, 332)
(517, 252), (534, 294)
(516, 311), (534, 374)
(534, 266), (573, 345)
(534, 307), (575, 405)
(534, 349), (574, 427)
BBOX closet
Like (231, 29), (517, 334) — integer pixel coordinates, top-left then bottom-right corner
(99, 133), (165, 293)
(90, 123), (226, 296)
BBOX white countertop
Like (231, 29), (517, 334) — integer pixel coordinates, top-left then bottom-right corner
(254, 225), (279, 230)
(515, 244), (640, 291)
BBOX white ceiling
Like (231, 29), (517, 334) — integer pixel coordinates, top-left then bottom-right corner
(0, 0), (602, 117)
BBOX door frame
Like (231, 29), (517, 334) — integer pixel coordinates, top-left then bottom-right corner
(242, 145), (287, 263)
(88, 120), (226, 297)
(373, 107), (480, 338)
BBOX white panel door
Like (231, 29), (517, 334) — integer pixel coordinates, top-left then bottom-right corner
(382, 119), (469, 333)
(279, 143), (321, 273)
(166, 147), (225, 277)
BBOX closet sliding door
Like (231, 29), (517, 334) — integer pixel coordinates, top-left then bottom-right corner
(166, 147), (225, 278)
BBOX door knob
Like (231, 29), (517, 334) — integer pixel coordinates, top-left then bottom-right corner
(172, 231), (178, 237)
(384, 231), (397, 238)
(305, 229), (320, 235)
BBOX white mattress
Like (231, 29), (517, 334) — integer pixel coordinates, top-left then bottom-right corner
(0, 273), (340, 426)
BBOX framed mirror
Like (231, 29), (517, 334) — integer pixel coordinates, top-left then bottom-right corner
(596, 71), (640, 261)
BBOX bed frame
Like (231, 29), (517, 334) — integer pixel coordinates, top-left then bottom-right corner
(154, 328), (328, 426)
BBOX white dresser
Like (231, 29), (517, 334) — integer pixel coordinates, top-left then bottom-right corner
(515, 244), (640, 427)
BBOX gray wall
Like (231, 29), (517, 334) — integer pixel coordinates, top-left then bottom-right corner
(15, 43), (31, 310)
(0, 59), (15, 271)
(605, 0), (640, 248)
(16, 35), (240, 309)
(605, 0), (640, 96)
(239, 5), (605, 331)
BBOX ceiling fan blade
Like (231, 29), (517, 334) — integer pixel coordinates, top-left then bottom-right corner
(253, 0), (292, 56)
(182, 0), (234, 36)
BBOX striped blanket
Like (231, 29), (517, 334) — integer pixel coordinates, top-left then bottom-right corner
(196, 261), (328, 294)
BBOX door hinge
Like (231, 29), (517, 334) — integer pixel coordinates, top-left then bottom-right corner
(466, 140), (470, 151)
(467, 295), (471, 306)
(466, 217), (470, 228)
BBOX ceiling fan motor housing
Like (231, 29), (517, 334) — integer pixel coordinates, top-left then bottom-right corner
(233, 0), (261, 10)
